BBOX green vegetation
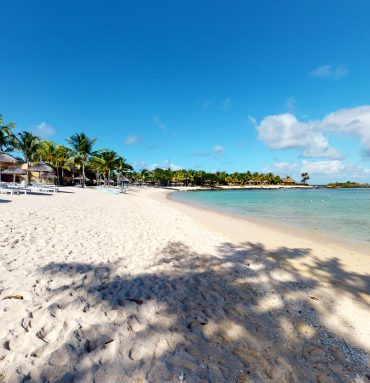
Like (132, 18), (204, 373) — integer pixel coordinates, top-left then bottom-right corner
(327, 181), (370, 188)
(1, 115), (132, 186)
(301, 172), (310, 184)
(1, 113), (293, 187)
(129, 169), (283, 187)
(0, 115), (17, 152)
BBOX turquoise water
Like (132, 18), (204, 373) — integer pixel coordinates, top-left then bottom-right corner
(172, 189), (370, 246)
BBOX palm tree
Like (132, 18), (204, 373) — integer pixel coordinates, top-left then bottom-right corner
(116, 156), (133, 174)
(90, 150), (120, 186)
(37, 140), (56, 165)
(16, 131), (41, 183)
(16, 131), (41, 166)
(0, 115), (17, 152)
(301, 172), (310, 184)
(54, 145), (73, 185)
(66, 132), (97, 187)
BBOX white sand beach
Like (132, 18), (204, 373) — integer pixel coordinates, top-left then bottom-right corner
(0, 187), (369, 383)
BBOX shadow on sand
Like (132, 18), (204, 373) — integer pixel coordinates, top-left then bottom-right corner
(13, 242), (369, 382)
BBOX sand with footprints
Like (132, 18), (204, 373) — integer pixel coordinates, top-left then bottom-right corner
(0, 187), (369, 382)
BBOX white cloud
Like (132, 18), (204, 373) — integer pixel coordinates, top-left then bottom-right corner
(256, 105), (370, 159)
(321, 106), (370, 158)
(149, 160), (182, 170)
(311, 64), (349, 79)
(301, 160), (345, 175)
(257, 113), (341, 159)
(221, 97), (232, 110)
(213, 145), (224, 158)
(124, 135), (140, 145)
(301, 160), (370, 179)
(33, 122), (55, 137)
(273, 161), (298, 176)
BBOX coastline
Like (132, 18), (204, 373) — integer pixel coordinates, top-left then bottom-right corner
(164, 188), (370, 256)
(160, 184), (314, 191)
(1, 187), (369, 382)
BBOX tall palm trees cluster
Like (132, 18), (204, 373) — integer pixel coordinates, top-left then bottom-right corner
(0, 115), (132, 186)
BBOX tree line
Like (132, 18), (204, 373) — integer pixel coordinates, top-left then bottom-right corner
(1, 114), (309, 187)
(130, 168), (284, 186)
(0, 115), (132, 186)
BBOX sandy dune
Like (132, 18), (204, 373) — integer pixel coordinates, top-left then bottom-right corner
(0, 187), (369, 382)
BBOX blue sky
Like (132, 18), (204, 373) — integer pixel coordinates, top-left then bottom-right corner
(1, 0), (370, 183)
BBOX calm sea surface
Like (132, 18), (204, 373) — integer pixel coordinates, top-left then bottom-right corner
(172, 188), (370, 246)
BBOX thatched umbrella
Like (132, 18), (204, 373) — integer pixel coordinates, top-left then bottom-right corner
(0, 152), (20, 182)
(41, 172), (57, 180)
(1, 166), (27, 183)
(118, 175), (129, 187)
(28, 161), (54, 182)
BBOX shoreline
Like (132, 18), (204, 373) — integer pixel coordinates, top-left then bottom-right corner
(154, 188), (370, 258)
(1, 187), (369, 382)
(160, 184), (314, 191)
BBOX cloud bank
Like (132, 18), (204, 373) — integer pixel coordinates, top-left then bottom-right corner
(257, 105), (370, 159)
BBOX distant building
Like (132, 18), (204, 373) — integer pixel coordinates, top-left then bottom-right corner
(282, 176), (296, 185)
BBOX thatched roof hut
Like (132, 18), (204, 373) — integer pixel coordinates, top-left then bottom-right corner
(27, 161), (54, 182)
(1, 166), (27, 183)
(282, 176), (296, 185)
(41, 172), (57, 180)
(0, 152), (21, 182)
(0, 152), (20, 164)
(28, 161), (53, 173)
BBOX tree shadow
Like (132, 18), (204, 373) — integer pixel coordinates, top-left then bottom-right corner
(3, 241), (369, 382)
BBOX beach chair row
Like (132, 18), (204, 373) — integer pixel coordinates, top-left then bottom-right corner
(0, 182), (59, 195)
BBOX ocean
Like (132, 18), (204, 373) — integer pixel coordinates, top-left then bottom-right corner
(172, 188), (370, 247)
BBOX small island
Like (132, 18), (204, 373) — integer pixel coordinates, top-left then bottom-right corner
(327, 181), (370, 188)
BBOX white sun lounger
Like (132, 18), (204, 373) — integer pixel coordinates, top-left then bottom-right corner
(31, 183), (59, 192)
(0, 187), (20, 195)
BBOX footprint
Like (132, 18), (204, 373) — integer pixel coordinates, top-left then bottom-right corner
(126, 315), (145, 333)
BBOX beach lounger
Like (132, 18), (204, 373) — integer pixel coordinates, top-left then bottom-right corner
(4, 184), (32, 194)
(0, 187), (20, 195)
(16, 188), (31, 195)
(31, 183), (59, 192)
(30, 186), (58, 193)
